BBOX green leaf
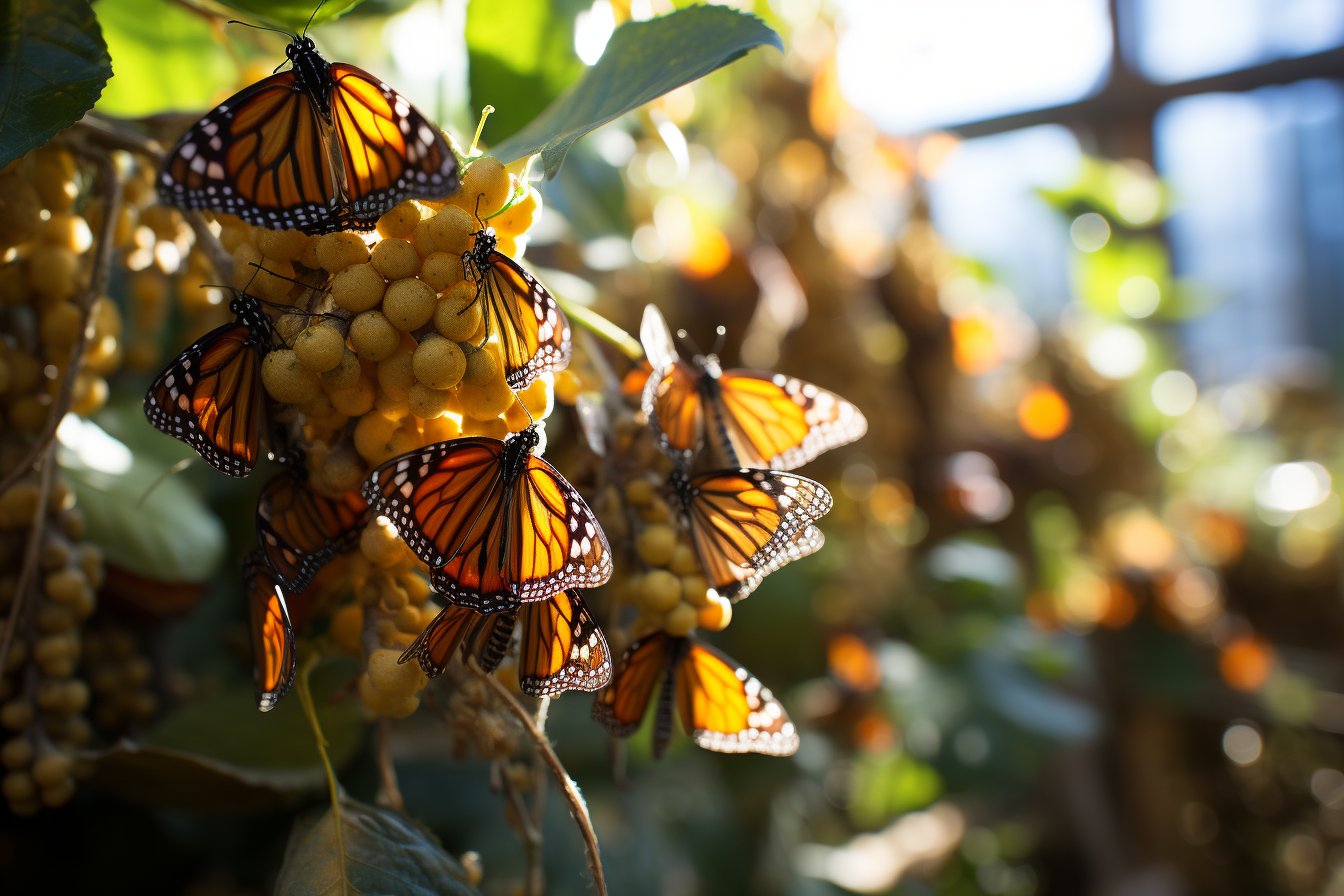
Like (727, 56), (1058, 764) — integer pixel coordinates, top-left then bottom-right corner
(490, 4), (781, 178)
(0, 0), (111, 167)
(276, 797), (481, 896)
(88, 660), (367, 809)
(94, 0), (241, 117)
(467, 0), (587, 146)
(217, 0), (366, 32)
(58, 416), (227, 584)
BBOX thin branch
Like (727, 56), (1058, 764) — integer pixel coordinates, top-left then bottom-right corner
(185, 210), (236, 280)
(471, 660), (608, 896)
(296, 654), (348, 892)
(0, 457), (54, 675)
(555, 295), (644, 361)
(0, 147), (121, 495)
(375, 716), (405, 813)
(495, 758), (545, 896)
(76, 114), (165, 161)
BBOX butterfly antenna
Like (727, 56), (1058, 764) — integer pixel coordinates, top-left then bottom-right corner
(512, 391), (536, 428)
(709, 325), (727, 358)
(136, 458), (194, 508)
(675, 327), (705, 359)
(227, 19), (297, 40)
(302, 0), (328, 37)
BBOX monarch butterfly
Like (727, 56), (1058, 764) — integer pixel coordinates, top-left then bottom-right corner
(400, 590), (611, 696)
(243, 553), (296, 712)
(158, 30), (459, 235)
(362, 426), (612, 613)
(640, 305), (867, 470)
(670, 467), (832, 602)
(592, 631), (799, 757)
(256, 468), (368, 594)
(461, 227), (571, 391)
(144, 290), (276, 477)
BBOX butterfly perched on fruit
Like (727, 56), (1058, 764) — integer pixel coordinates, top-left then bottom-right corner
(362, 427), (611, 613)
(640, 305), (866, 470)
(243, 553), (296, 711)
(401, 590), (611, 696)
(669, 467), (831, 602)
(144, 290), (278, 477)
(461, 227), (571, 391)
(158, 25), (458, 234)
(593, 631), (799, 757)
(256, 468), (367, 594)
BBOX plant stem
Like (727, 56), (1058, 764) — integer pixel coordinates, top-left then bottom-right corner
(472, 661), (608, 896)
(297, 654), (348, 893)
(376, 717), (405, 813)
(553, 294), (644, 361)
(0, 457), (53, 677)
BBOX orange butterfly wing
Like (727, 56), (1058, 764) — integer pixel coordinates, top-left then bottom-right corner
(517, 591), (611, 696)
(144, 294), (270, 477)
(642, 360), (706, 464)
(257, 469), (368, 594)
(592, 631), (678, 753)
(401, 602), (496, 677)
(678, 469), (832, 602)
(472, 245), (572, 391)
(244, 555), (295, 712)
(715, 370), (867, 471)
(677, 639), (799, 756)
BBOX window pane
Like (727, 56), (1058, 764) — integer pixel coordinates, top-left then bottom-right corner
(835, 0), (1112, 133)
(1134, 0), (1344, 83)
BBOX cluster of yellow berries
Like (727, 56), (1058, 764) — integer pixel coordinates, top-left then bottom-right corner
(0, 472), (104, 815)
(201, 156), (557, 716)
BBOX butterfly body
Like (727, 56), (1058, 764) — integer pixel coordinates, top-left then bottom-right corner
(669, 467), (831, 602)
(640, 305), (867, 470)
(593, 632), (798, 757)
(159, 34), (459, 234)
(462, 228), (572, 390)
(363, 428), (612, 612)
(144, 291), (275, 477)
(401, 590), (611, 696)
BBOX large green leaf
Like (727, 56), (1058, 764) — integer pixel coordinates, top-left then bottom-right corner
(0, 0), (111, 167)
(215, 0), (365, 32)
(490, 4), (781, 178)
(467, 0), (587, 146)
(276, 797), (481, 896)
(58, 416), (227, 584)
(94, 0), (240, 117)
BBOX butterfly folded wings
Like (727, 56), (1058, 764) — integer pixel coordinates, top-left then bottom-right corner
(159, 36), (459, 235)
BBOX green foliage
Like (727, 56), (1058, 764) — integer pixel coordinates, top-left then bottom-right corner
(276, 797), (481, 896)
(467, 0), (587, 146)
(94, 0), (240, 117)
(0, 0), (110, 167)
(87, 660), (366, 810)
(216, 0), (367, 32)
(490, 4), (781, 178)
(59, 418), (228, 584)
(850, 752), (942, 827)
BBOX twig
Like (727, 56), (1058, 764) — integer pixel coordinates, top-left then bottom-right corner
(76, 114), (165, 161)
(0, 457), (54, 675)
(554, 295), (644, 361)
(471, 660), (608, 896)
(0, 147), (121, 495)
(297, 654), (348, 892)
(375, 716), (405, 813)
(495, 759), (545, 896)
(185, 210), (236, 280)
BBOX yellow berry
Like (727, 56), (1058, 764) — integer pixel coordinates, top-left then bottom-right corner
(414, 205), (475, 257)
(1, 737), (34, 770)
(421, 413), (462, 443)
(43, 568), (89, 605)
(32, 148), (78, 212)
(383, 278), (437, 331)
(663, 601), (699, 637)
(376, 343), (417, 400)
(360, 519), (405, 568)
(420, 252), (464, 291)
(681, 574), (710, 608)
(434, 281), (483, 342)
(292, 322), (345, 373)
(0, 701), (31, 731)
(30, 751), (72, 788)
(669, 544), (700, 576)
(462, 346), (500, 387)
(492, 187), (540, 238)
(41, 777), (76, 808)
(27, 245), (80, 299)
(368, 647), (427, 695)
(261, 348), (320, 404)
(39, 301), (83, 353)
(639, 569), (682, 614)
(458, 157), (511, 218)
(520, 376), (553, 419)
(0, 174), (43, 245)
(371, 238), (420, 280)
(378, 200), (426, 239)
(330, 603), (363, 655)
(353, 413), (398, 464)
(349, 310), (401, 361)
(2, 770), (35, 803)
(317, 232), (371, 272)
(255, 228), (311, 263)
(40, 214), (93, 254)
(698, 593), (731, 631)
(554, 369), (582, 405)
(636, 525), (677, 567)
(624, 478), (655, 507)
(331, 262), (386, 313)
(321, 350), (362, 391)
(329, 377), (376, 417)
(412, 335), (467, 390)
(408, 383), (455, 418)
(459, 375), (514, 421)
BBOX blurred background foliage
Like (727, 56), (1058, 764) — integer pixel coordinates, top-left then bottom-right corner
(6, 0), (1344, 894)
